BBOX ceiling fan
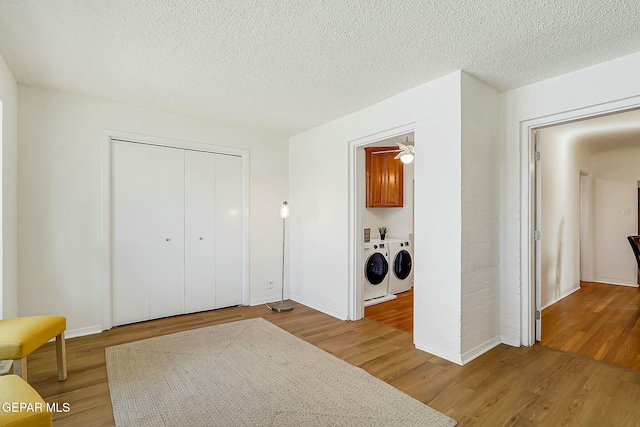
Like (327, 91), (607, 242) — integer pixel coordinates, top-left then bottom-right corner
(394, 137), (414, 164)
(369, 136), (415, 164)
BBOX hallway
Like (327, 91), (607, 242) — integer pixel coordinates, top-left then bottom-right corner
(541, 281), (640, 371)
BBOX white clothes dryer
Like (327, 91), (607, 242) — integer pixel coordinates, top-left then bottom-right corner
(363, 241), (390, 301)
(388, 240), (413, 294)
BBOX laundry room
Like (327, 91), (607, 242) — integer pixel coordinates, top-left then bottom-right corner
(360, 132), (415, 332)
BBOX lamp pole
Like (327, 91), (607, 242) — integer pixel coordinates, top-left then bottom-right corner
(271, 201), (293, 312)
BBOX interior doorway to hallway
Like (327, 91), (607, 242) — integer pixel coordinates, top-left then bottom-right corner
(533, 108), (640, 372)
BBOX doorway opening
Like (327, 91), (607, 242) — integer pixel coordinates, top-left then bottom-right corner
(532, 107), (640, 372)
(361, 133), (415, 334)
(348, 124), (416, 334)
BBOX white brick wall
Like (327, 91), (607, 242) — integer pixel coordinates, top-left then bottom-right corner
(460, 73), (501, 362)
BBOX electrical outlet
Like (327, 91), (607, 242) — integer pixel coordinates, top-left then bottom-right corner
(268, 280), (274, 289)
(622, 208), (630, 215)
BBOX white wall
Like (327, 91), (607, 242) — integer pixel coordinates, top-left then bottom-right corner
(538, 131), (592, 308)
(290, 71), (500, 365)
(460, 72), (501, 362)
(363, 162), (414, 240)
(594, 178), (636, 285)
(18, 86), (288, 335)
(290, 71), (464, 362)
(0, 52), (17, 319)
(501, 51), (640, 346)
(592, 146), (640, 286)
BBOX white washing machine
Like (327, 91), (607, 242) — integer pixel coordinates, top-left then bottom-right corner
(363, 240), (390, 302)
(388, 239), (413, 294)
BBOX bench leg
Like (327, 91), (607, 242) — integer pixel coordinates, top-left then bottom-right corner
(56, 332), (67, 381)
(13, 357), (27, 381)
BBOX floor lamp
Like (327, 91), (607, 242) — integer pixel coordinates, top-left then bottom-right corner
(270, 201), (293, 312)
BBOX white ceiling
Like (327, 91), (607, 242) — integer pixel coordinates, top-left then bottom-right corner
(1, 1), (640, 136)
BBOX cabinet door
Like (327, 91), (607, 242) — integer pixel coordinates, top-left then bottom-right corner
(184, 150), (217, 313)
(112, 141), (151, 325)
(215, 155), (243, 308)
(385, 152), (404, 207)
(366, 148), (386, 207)
(148, 145), (186, 319)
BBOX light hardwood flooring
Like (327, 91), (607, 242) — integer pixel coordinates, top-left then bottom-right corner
(541, 281), (640, 372)
(22, 300), (640, 426)
(365, 288), (414, 333)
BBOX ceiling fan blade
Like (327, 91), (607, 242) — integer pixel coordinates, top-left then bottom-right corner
(394, 152), (403, 159)
(397, 142), (409, 151)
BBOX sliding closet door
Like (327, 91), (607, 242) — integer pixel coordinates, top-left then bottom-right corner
(112, 141), (151, 325)
(147, 145), (185, 319)
(215, 154), (242, 308)
(184, 151), (217, 313)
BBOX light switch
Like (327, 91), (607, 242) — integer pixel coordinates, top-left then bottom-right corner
(623, 208), (631, 215)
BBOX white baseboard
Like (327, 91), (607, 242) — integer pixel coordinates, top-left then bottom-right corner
(45, 324), (103, 343)
(414, 340), (462, 365)
(501, 336), (521, 347)
(414, 336), (503, 366)
(65, 325), (104, 339)
(594, 277), (639, 288)
(541, 285), (581, 310)
(290, 294), (348, 321)
(249, 296), (283, 306)
(461, 336), (502, 365)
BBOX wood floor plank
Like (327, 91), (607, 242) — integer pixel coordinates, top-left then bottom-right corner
(365, 288), (414, 333)
(15, 300), (640, 426)
(542, 281), (640, 372)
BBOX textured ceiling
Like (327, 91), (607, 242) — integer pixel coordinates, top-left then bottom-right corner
(1, 1), (640, 136)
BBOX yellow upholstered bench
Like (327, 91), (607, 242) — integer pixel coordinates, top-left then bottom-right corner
(0, 374), (52, 426)
(0, 316), (67, 382)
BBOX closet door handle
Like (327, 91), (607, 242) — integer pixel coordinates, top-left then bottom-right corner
(166, 238), (171, 242)
(199, 237), (204, 240)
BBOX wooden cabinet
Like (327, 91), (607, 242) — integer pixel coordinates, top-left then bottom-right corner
(365, 147), (404, 208)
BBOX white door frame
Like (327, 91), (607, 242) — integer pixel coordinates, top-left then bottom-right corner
(347, 123), (415, 321)
(520, 98), (640, 346)
(100, 129), (250, 330)
(534, 131), (542, 341)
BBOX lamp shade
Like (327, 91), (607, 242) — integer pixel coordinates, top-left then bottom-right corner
(400, 152), (414, 164)
(280, 201), (289, 218)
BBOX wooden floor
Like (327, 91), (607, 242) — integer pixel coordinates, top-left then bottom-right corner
(541, 281), (640, 372)
(364, 288), (413, 333)
(23, 300), (640, 426)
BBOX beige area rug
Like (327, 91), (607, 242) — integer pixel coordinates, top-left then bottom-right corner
(106, 318), (456, 426)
